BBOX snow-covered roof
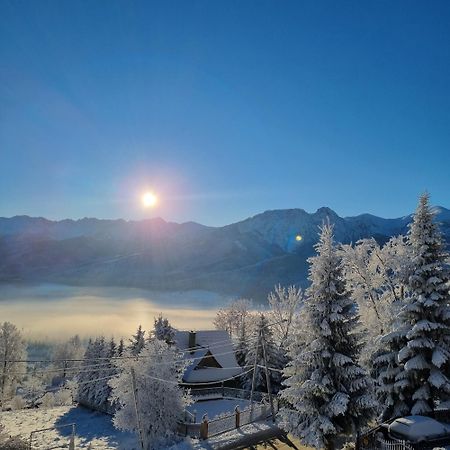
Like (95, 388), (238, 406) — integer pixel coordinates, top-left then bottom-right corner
(389, 416), (450, 442)
(174, 330), (242, 383)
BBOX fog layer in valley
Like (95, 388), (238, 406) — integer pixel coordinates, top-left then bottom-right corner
(0, 283), (230, 340)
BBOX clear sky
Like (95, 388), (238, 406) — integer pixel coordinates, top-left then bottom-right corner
(1, 0), (449, 226)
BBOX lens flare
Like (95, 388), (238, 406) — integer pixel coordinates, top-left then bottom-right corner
(295, 234), (303, 242)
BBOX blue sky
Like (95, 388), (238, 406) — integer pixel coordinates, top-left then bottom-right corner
(1, 0), (449, 226)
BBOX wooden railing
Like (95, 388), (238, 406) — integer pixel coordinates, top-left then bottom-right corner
(179, 400), (277, 439)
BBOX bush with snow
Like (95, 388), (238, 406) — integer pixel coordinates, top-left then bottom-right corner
(10, 395), (26, 410)
(0, 433), (28, 450)
(40, 392), (55, 408)
(53, 388), (72, 406)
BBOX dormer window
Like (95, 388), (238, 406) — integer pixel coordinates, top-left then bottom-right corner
(195, 350), (222, 369)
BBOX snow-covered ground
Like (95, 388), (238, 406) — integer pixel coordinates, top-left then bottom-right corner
(0, 406), (137, 449)
(0, 405), (284, 449)
(187, 399), (252, 420)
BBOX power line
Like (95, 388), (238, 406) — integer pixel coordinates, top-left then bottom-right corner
(0, 337), (258, 367)
(0, 336), (258, 365)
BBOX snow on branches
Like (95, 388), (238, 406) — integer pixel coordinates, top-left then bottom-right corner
(281, 224), (375, 449)
(109, 339), (191, 449)
(393, 193), (450, 414)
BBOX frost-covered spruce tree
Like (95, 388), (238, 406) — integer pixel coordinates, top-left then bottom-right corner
(372, 326), (408, 420)
(90, 337), (107, 407)
(76, 339), (94, 405)
(129, 325), (145, 356)
(117, 339), (124, 357)
(394, 193), (450, 414)
(281, 224), (375, 450)
(77, 337), (108, 410)
(93, 338), (117, 413)
(109, 339), (191, 449)
(153, 314), (176, 345)
(243, 314), (284, 393)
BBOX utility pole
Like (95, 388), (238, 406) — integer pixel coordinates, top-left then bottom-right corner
(249, 317), (287, 420)
(131, 367), (146, 450)
(261, 327), (276, 422)
(249, 328), (261, 418)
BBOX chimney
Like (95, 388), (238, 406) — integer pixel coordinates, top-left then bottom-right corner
(188, 331), (196, 349)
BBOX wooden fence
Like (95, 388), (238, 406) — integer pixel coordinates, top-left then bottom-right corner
(178, 399), (278, 439)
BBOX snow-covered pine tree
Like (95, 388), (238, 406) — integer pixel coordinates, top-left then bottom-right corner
(77, 337), (109, 410)
(117, 339), (124, 357)
(94, 337), (117, 413)
(109, 339), (192, 449)
(243, 314), (284, 393)
(129, 325), (145, 356)
(372, 327), (409, 420)
(90, 337), (107, 407)
(76, 339), (94, 405)
(281, 224), (375, 450)
(153, 314), (176, 345)
(394, 193), (450, 414)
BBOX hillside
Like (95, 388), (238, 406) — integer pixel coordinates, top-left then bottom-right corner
(0, 206), (449, 300)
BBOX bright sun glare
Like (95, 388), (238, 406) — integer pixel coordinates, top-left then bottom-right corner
(142, 192), (158, 208)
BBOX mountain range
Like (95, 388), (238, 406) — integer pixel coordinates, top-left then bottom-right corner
(1, 206), (449, 301)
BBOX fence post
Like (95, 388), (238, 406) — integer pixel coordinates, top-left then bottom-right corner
(200, 414), (209, 440)
(235, 406), (240, 428)
(68, 424), (75, 450)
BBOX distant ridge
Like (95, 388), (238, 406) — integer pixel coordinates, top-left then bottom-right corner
(0, 206), (449, 301)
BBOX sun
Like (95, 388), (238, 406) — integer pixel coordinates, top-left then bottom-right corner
(142, 191), (158, 208)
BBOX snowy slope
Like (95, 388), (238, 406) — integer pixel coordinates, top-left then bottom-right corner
(0, 406), (137, 449)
